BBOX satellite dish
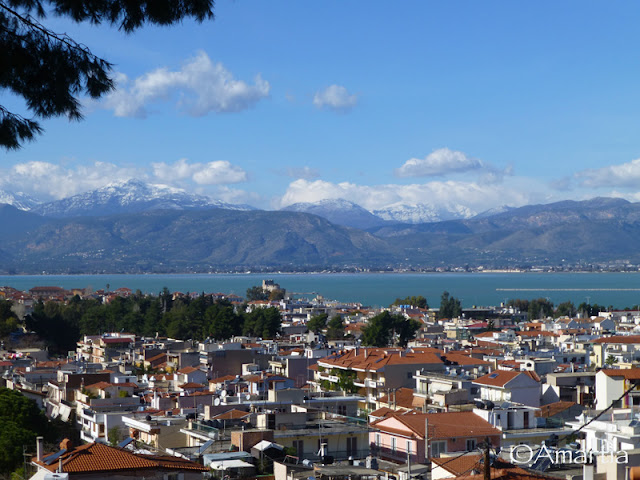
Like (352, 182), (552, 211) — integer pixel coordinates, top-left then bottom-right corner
(245, 394), (251, 401)
(220, 390), (227, 398)
(214, 398), (221, 406)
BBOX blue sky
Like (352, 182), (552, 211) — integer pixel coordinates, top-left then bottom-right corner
(3, 1), (640, 214)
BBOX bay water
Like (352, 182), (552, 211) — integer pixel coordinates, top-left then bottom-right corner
(1, 273), (640, 309)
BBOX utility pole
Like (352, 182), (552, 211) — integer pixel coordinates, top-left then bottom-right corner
(484, 437), (491, 480)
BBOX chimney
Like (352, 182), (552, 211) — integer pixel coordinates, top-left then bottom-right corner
(36, 436), (44, 462)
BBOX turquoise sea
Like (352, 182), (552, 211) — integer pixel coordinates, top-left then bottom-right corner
(1, 273), (640, 309)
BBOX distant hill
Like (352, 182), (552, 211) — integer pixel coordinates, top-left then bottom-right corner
(1, 196), (640, 273)
(1, 209), (395, 273)
(30, 179), (255, 218)
(282, 198), (389, 229)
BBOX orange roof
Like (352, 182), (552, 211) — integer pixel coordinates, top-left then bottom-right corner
(84, 381), (112, 390)
(474, 331), (497, 338)
(379, 387), (415, 409)
(35, 442), (207, 474)
(442, 352), (492, 366)
(473, 370), (540, 388)
(179, 382), (206, 389)
(517, 331), (558, 337)
(432, 454), (551, 479)
(593, 335), (640, 344)
(536, 401), (577, 418)
(318, 348), (443, 372)
(177, 366), (200, 374)
(212, 409), (251, 420)
(209, 374), (236, 383)
(372, 411), (500, 440)
(601, 368), (640, 380)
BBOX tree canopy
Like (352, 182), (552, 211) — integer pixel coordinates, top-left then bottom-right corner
(391, 295), (428, 309)
(0, 0), (215, 149)
(25, 290), (282, 353)
(438, 291), (462, 319)
(361, 311), (421, 347)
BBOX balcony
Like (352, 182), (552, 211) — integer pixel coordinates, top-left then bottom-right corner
(365, 379), (384, 389)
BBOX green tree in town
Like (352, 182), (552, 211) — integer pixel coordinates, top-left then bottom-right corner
(362, 311), (420, 347)
(246, 286), (269, 302)
(555, 301), (577, 318)
(326, 315), (345, 340)
(243, 307), (281, 339)
(205, 300), (241, 340)
(1, 0), (216, 150)
(306, 313), (328, 334)
(528, 298), (554, 320)
(391, 295), (428, 309)
(438, 291), (462, 319)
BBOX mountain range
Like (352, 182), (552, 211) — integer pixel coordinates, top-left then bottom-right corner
(1, 180), (639, 272)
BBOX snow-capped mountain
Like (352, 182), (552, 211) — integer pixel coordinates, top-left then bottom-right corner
(473, 205), (517, 219)
(282, 198), (388, 229)
(373, 203), (476, 224)
(31, 179), (255, 218)
(0, 189), (41, 211)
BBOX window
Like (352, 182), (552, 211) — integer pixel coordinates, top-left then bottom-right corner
(293, 440), (304, 457)
(376, 434), (381, 446)
(338, 405), (347, 416)
(347, 437), (358, 457)
(406, 440), (412, 454)
(407, 371), (413, 379)
(431, 440), (447, 458)
(466, 439), (477, 451)
(391, 437), (397, 453)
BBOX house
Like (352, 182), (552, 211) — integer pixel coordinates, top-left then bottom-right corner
(370, 411), (501, 463)
(472, 370), (542, 407)
(594, 368), (640, 410)
(31, 438), (208, 479)
(314, 347), (445, 411)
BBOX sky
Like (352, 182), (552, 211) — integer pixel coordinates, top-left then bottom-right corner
(3, 1), (640, 214)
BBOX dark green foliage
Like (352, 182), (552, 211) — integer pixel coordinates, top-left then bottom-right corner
(246, 286), (269, 302)
(25, 290), (280, 352)
(307, 313), (328, 334)
(0, 0), (215, 149)
(438, 291), (462, 319)
(361, 311), (420, 347)
(242, 307), (282, 339)
(0, 387), (50, 473)
(507, 299), (530, 313)
(206, 300), (242, 340)
(0, 298), (18, 337)
(555, 301), (577, 318)
(577, 302), (605, 318)
(326, 315), (345, 339)
(528, 298), (554, 320)
(391, 295), (428, 309)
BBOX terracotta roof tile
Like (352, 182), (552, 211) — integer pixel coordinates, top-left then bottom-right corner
(372, 411), (500, 440)
(35, 442), (206, 474)
(601, 368), (640, 380)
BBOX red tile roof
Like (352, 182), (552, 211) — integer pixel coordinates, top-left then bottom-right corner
(601, 368), (640, 380)
(35, 442), (207, 474)
(593, 335), (640, 344)
(473, 370), (540, 388)
(372, 411), (500, 440)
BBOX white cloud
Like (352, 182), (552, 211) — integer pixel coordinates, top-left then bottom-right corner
(313, 85), (358, 112)
(395, 148), (488, 178)
(1, 161), (140, 200)
(277, 177), (550, 214)
(152, 159), (247, 185)
(575, 158), (640, 188)
(103, 51), (270, 118)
